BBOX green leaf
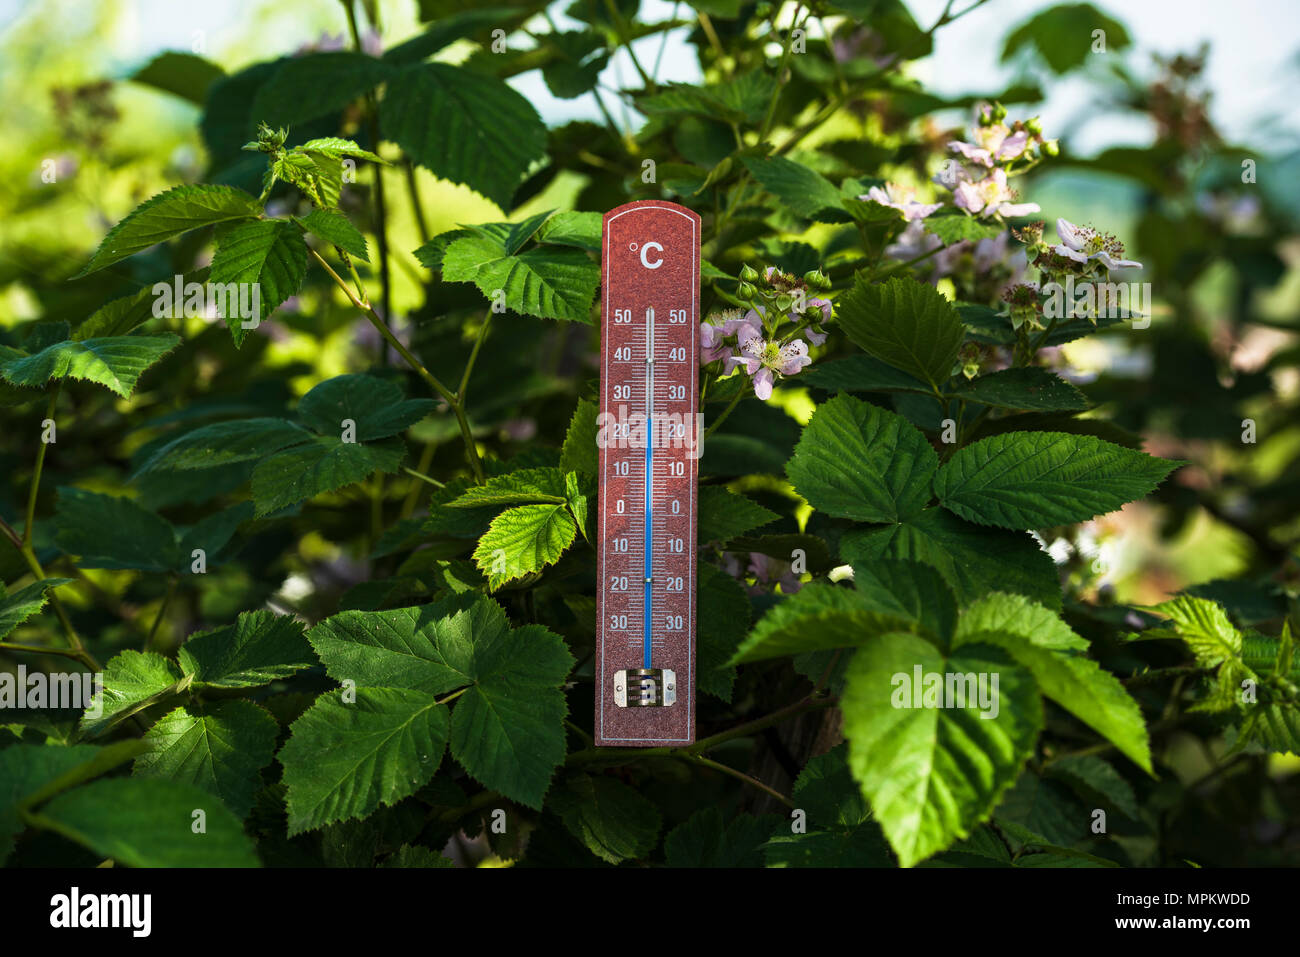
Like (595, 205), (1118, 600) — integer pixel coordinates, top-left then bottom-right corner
(383, 8), (522, 64)
(296, 137), (386, 164)
(542, 32), (610, 99)
(472, 503), (578, 589)
(250, 436), (406, 517)
(134, 701), (278, 818)
(80, 650), (183, 737)
(955, 593), (1153, 773)
(1001, 3), (1131, 74)
(1045, 754), (1140, 820)
(380, 62), (547, 207)
(765, 825), (894, 867)
(298, 374), (434, 441)
(278, 687), (450, 835)
(444, 467), (567, 508)
(793, 743), (871, 828)
(842, 635), (1042, 867)
(75, 184), (262, 277)
(923, 213), (1006, 244)
(952, 367), (1089, 413)
(297, 209), (369, 261)
(0, 743), (143, 864)
(1232, 703), (1300, 755)
(54, 488), (177, 572)
(665, 807), (779, 867)
(785, 393), (937, 523)
(307, 596), (574, 808)
(130, 51), (225, 105)
(741, 155), (846, 221)
(799, 355), (933, 395)
(538, 211), (602, 252)
(1149, 595), (1242, 667)
(207, 219), (309, 345)
(934, 431), (1182, 529)
(697, 564), (748, 701)
(134, 417), (311, 474)
(697, 486), (779, 544)
(32, 776), (260, 866)
(840, 508), (1061, 609)
(442, 236), (599, 322)
(465, 210), (555, 256)
(252, 52), (394, 127)
(0, 579), (73, 639)
(550, 773), (661, 863)
(853, 559), (959, 647)
(560, 399), (599, 475)
(178, 610), (315, 689)
(1, 335), (180, 398)
(730, 582), (921, 663)
(835, 276), (965, 390)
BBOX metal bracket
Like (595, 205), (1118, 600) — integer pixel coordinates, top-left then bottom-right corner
(614, 669), (676, 708)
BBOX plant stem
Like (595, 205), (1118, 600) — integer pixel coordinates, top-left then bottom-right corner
(758, 4), (803, 142)
(0, 641), (87, 661)
(23, 386), (60, 546)
(687, 754), (794, 808)
(604, 0), (654, 90)
(402, 466), (445, 490)
(703, 388), (745, 441)
(564, 719), (595, 748)
(404, 160), (430, 244)
(457, 310), (493, 404)
(145, 576), (176, 652)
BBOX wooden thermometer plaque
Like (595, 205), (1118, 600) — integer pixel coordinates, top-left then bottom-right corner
(595, 200), (701, 747)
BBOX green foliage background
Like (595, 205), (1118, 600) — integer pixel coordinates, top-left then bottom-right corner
(1, 0), (1298, 868)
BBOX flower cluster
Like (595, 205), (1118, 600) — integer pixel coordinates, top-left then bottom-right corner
(936, 104), (1055, 221)
(700, 265), (833, 400)
(722, 552), (803, 596)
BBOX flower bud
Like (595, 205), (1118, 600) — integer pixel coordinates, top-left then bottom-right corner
(739, 263), (760, 283)
(1042, 139), (1060, 157)
(737, 280), (757, 300)
(1025, 116), (1043, 137)
(803, 268), (830, 290)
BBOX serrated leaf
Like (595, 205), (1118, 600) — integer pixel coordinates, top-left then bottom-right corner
(697, 564), (748, 701)
(952, 367), (1089, 413)
(538, 211), (602, 252)
(33, 776), (259, 866)
(75, 184), (263, 277)
(80, 650), (183, 737)
(1232, 703), (1300, 755)
(134, 417), (312, 474)
(730, 582), (921, 663)
(279, 688), (448, 835)
(835, 276), (965, 390)
(442, 236), (599, 322)
(742, 155), (846, 221)
(465, 210), (554, 256)
(383, 8), (521, 64)
(840, 507), (1061, 609)
(296, 137), (386, 164)
(0, 579), (74, 640)
(1, 335), (180, 398)
(472, 503), (577, 589)
(133, 701), (278, 818)
(207, 219), (308, 345)
(380, 62), (547, 207)
(665, 807), (778, 867)
(1045, 754), (1140, 820)
(923, 213), (1006, 244)
(793, 743), (871, 828)
(697, 486), (779, 544)
(54, 488), (177, 572)
(955, 593), (1153, 772)
(843, 635), (1042, 867)
(307, 596), (573, 809)
(252, 52), (394, 127)
(444, 467), (567, 508)
(800, 354), (934, 395)
(297, 209), (369, 261)
(550, 774), (661, 863)
(764, 825), (894, 867)
(561, 398), (599, 475)
(1150, 595), (1242, 667)
(250, 436), (406, 517)
(178, 610), (314, 689)
(298, 374), (435, 441)
(785, 393), (938, 523)
(934, 431), (1181, 530)
(541, 31), (610, 99)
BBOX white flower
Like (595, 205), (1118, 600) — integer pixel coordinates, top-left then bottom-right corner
(1053, 218), (1142, 270)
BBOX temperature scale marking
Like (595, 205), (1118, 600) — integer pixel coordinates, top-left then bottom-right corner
(596, 201), (700, 747)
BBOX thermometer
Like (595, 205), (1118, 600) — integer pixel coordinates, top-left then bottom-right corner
(595, 200), (700, 747)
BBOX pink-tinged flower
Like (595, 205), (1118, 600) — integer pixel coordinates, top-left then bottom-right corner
(1052, 218), (1142, 270)
(862, 183), (942, 221)
(953, 169), (1040, 219)
(885, 220), (944, 263)
(748, 553), (802, 595)
(733, 329), (812, 399)
(949, 123), (1030, 168)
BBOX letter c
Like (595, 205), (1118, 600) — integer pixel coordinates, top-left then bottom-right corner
(641, 241), (664, 269)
